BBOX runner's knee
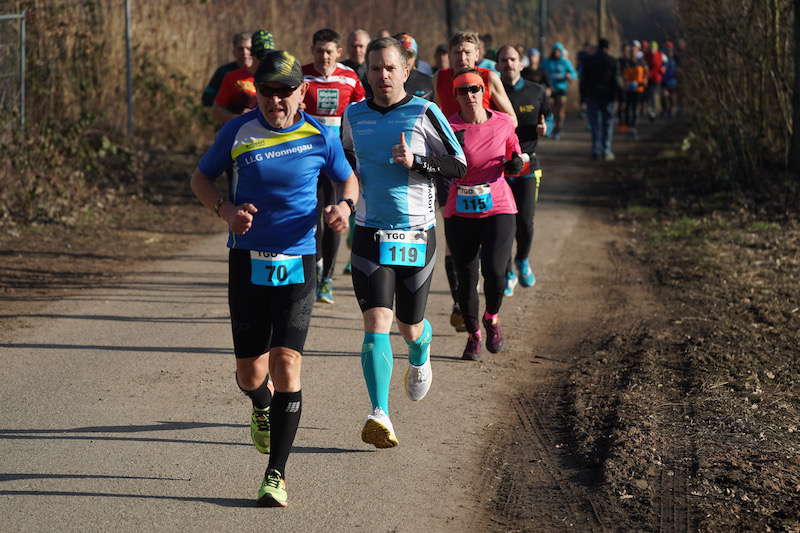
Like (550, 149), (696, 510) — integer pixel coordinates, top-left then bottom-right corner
(363, 307), (394, 333)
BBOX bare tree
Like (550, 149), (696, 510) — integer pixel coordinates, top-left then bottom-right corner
(790, 0), (800, 173)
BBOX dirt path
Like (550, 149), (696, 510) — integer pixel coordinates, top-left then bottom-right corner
(0, 119), (671, 531)
(476, 123), (687, 532)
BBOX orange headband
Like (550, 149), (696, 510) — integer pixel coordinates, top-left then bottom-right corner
(452, 72), (484, 95)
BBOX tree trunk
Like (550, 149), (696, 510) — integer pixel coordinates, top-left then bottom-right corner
(597, 0), (606, 39)
(789, 0), (800, 173)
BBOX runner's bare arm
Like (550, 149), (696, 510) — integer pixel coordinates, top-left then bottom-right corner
(537, 114), (547, 137)
(432, 71), (441, 109)
(324, 173), (359, 233)
(211, 103), (242, 126)
(487, 72), (518, 127)
(190, 168), (256, 235)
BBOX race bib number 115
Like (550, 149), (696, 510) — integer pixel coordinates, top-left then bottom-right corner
(456, 184), (493, 213)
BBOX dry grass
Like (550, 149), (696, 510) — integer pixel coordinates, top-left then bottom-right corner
(0, 0), (626, 230)
(0, 0), (627, 143)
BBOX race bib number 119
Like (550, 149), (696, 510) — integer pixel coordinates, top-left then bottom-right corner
(377, 230), (426, 267)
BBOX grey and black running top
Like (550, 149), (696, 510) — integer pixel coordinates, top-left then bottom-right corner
(342, 94), (466, 230)
(503, 78), (551, 154)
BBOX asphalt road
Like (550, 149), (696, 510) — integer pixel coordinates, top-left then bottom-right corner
(0, 119), (622, 532)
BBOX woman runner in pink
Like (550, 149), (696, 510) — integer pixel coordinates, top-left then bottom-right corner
(443, 70), (523, 360)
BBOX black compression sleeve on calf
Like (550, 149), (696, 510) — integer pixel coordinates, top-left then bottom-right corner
(237, 373), (272, 410)
(267, 390), (302, 478)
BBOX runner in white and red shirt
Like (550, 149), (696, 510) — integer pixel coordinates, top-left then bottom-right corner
(302, 28), (366, 305)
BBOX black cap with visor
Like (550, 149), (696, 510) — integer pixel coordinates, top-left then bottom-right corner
(254, 50), (303, 87)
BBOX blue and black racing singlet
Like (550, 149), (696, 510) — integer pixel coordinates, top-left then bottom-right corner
(341, 95), (465, 230)
(198, 109), (352, 255)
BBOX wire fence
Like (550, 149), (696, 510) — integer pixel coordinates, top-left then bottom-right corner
(0, 10), (25, 136)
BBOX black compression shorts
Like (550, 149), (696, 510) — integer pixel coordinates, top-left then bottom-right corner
(228, 249), (316, 358)
(350, 225), (436, 325)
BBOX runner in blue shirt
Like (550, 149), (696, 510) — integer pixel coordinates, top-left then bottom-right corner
(191, 50), (358, 507)
(541, 42), (578, 138)
(341, 37), (466, 449)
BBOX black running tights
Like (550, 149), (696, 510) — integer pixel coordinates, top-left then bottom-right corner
(444, 214), (515, 325)
(315, 176), (341, 279)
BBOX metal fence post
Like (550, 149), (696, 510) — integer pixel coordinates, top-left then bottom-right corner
(19, 9), (25, 136)
(124, 0), (133, 138)
(0, 11), (26, 136)
(539, 0), (547, 52)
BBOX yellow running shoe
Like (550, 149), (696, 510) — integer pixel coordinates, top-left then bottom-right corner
(361, 407), (398, 449)
(257, 468), (287, 507)
(250, 406), (270, 454)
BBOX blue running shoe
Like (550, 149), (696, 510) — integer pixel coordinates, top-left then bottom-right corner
(317, 278), (334, 304)
(515, 258), (536, 287)
(503, 270), (518, 296)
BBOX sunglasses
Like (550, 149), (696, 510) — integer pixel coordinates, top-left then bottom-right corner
(456, 85), (483, 95)
(256, 84), (298, 98)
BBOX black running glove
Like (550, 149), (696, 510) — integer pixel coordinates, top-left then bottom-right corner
(504, 152), (524, 175)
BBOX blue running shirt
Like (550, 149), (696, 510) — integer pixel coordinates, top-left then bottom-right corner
(199, 110), (352, 255)
(342, 95), (465, 230)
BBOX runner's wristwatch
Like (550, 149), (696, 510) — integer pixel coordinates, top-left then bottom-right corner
(213, 196), (225, 217)
(338, 197), (355, 216)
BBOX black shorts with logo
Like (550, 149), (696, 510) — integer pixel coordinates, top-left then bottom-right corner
(350, 225), (436, 325)
(228, 249), (316, 358)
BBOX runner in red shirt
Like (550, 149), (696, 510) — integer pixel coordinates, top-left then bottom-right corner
(212, 29), (275, 126)
(302, 28), (365, 305)
(303, 29), (365, 131)
(644, 40), (665, 121)
(433, 31), (516, 125)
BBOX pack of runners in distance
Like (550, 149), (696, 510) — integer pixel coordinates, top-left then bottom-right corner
(193, 27), (682, 508)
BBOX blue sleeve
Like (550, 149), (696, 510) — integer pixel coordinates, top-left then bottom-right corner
(198, 120), (237, 178)
(566, 59), (578, 78)
(323, 128), (354, 183)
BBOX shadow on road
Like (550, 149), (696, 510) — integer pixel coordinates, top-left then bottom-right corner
(0, 343), (229, 355)
(0, 313), (228, 324)
(0, 489), (259, 508)
(0, 473), (191, 482)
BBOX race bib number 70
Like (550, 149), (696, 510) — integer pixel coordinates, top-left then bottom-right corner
(250, 252), (304, 286)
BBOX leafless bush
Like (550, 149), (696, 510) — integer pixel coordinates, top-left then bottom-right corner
(678, 0), (794, 186)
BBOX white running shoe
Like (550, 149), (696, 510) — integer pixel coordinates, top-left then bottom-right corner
(361, 407), (399, 449)
(404, 359), (432, 401)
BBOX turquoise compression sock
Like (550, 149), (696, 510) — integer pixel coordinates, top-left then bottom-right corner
(404, 319), (432, 366)
(360, 332), (393, 413)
